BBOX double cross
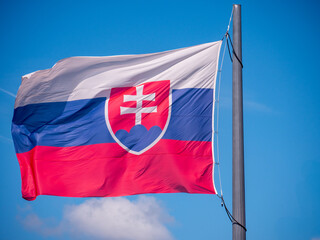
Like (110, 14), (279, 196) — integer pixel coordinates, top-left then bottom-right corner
(120, 85), (157, 125)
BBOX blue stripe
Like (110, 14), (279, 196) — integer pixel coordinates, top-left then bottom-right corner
(163, 88), (213, 141)
(12, 88), (213, 153)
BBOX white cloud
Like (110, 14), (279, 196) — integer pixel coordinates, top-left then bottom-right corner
(0, 135), (13, 143)
(19, 196), (174, 240)
(18, 213), (63, 237)
(0, 87), (16, 98)
(244, 100), (274, 113)
(219, 97), (274, 113)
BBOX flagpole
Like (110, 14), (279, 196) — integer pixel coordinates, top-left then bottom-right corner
(232, 4), (246, 240)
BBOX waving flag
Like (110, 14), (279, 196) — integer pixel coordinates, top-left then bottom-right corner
(12, 41), (222, 200)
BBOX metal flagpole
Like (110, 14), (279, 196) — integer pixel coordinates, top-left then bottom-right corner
(232, 4), (246, 240)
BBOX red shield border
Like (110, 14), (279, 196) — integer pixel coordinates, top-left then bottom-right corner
(105, 80), (171, 155)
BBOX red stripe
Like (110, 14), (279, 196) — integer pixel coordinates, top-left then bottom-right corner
(17, 139), (215, 200)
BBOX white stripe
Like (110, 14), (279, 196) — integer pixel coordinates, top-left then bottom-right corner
(15, 41), (222, 108)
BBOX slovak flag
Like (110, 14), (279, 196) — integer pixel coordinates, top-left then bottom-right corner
(12, 41), (222, 200)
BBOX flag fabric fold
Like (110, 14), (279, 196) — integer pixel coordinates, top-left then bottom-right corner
(12, 41), (222, 200)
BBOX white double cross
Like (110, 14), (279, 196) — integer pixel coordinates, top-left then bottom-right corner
(120, 85), (157, 125)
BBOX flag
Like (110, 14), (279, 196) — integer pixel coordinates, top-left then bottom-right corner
(12, 41), (222, 200)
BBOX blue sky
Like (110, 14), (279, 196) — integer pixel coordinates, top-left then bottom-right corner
(1, 0), (319, 239)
